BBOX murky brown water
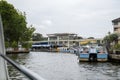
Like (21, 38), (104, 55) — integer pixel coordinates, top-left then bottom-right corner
(7, 52), (120, 80)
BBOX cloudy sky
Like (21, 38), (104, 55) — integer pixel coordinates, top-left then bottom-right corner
(7, 0), (120, 38)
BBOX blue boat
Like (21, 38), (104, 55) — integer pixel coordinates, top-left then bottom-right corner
(78, 46), (108, 62)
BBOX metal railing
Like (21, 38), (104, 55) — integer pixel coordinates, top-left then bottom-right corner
(0, 14), (46, 80)
(0, 53), (46, 80)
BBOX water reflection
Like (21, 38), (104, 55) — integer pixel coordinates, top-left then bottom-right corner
(7, 52), (120, 80)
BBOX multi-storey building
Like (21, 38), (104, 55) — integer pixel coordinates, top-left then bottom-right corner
(47, 33), (102, 47)
(31, 33), (102, 49)
(47, 33), (78, 47)
(112, 18), (120, 33)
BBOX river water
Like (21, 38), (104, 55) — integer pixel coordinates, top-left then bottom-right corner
(7, 52), (120, 80)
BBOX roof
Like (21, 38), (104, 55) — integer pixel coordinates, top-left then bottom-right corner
(47, 33), (77, 37)
(112, 17), (120, 23)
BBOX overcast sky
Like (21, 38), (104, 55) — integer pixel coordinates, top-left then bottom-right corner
(7, 0), (120, 38)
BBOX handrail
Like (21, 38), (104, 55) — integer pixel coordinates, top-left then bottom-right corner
(0, 13), (45, 80)
(0, 53), (45, 80)
(0, 14), (9, 80)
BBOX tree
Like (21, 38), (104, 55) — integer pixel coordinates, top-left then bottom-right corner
(88, 37), (94, 39)
(32, 33), (44, 41)
(20, 25), (35, 48)
(20, 25), (35, 42)
(104, 33), (118, 43)
(0, 0), (35, 48)
(109, 33), (118, 44)
(103, 33), (119, 52)
(103, 35), (111, 52)
(76, 36), (83, 39)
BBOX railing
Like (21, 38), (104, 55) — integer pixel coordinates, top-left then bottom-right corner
(0, 53), (46, 80)
(0, 14), (46, 80)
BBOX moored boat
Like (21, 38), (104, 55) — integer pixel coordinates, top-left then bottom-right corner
(57, 47), (73, 53)
(78, 46), (108, 62)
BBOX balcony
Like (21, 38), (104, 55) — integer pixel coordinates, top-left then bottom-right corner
(114, 25), (120, 28)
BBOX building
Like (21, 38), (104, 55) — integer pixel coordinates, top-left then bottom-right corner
(47, 33), (103, 47)
(112, 17), (120, 43)
(31, 33), (103, 48)
(47, 33), (78, 47)
(112, 17), (120, 33)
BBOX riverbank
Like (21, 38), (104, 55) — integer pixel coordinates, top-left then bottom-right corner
(6, 48), (29, 54)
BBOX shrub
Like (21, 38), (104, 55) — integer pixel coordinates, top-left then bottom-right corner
(113, 44), (120, 50)
(11, 41), (18, 48)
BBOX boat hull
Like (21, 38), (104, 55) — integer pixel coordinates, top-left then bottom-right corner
(97, 54), (108, 61)
(79, 53), (89, 61)
(79, 53), (108, 62)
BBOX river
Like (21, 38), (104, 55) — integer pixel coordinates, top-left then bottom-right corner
(7, 52), (120, 80)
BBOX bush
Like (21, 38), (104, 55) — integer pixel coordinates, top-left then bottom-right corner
(5, 41), (9, 48)
(113, 44), (120, 50)
(22, 42), (32, 49)
(11, 41), (18, 48)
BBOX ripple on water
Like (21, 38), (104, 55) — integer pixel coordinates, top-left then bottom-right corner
(7, 52), (120, 80)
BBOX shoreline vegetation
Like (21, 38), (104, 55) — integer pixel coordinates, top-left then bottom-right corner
(1, 1), (120, 62)
(0, 0), (35, 52)
(103, 33), (120, 61)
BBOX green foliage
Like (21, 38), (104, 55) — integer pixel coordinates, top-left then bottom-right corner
(103, 35), (110, 43)
(113, 44), (120, 50)
(0, 1), (35, 48)
(32, 33), (44, 41)
(22, 42), (32, 48)
(11, 41), (18, 48)
(20, 25), (35, 42)
(88, 37), (94, 39)
(42, 37), (48, 41)
(103, 33), (118, 44)
(103, 33), (119, 52)
(77, 36), (83, 39)
(0, 0), (25, 42)
(5, 41), (9, 48)
(109, 33), (118, 43)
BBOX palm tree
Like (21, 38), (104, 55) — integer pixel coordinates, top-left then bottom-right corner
(103, 35), (111, 52)
(109, 33), (118, 44)
(103, 33), (119, 53)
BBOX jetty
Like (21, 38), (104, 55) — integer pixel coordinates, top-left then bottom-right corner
(6, 48), (29, 54)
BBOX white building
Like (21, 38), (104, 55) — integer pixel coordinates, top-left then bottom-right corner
(112, 18), (120, 33)
(47, 33), (78, 47)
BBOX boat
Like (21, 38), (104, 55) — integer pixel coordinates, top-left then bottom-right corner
(57, 47), (72, 53)
(78, 46), (108, 62)
(57, 47), (79, 54)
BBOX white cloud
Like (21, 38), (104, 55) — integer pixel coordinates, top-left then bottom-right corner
(42, 20), (52, 26)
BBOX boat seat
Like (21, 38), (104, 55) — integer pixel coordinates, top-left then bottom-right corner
(99, 50), (105, 53)
(82, 49), (89, 53)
